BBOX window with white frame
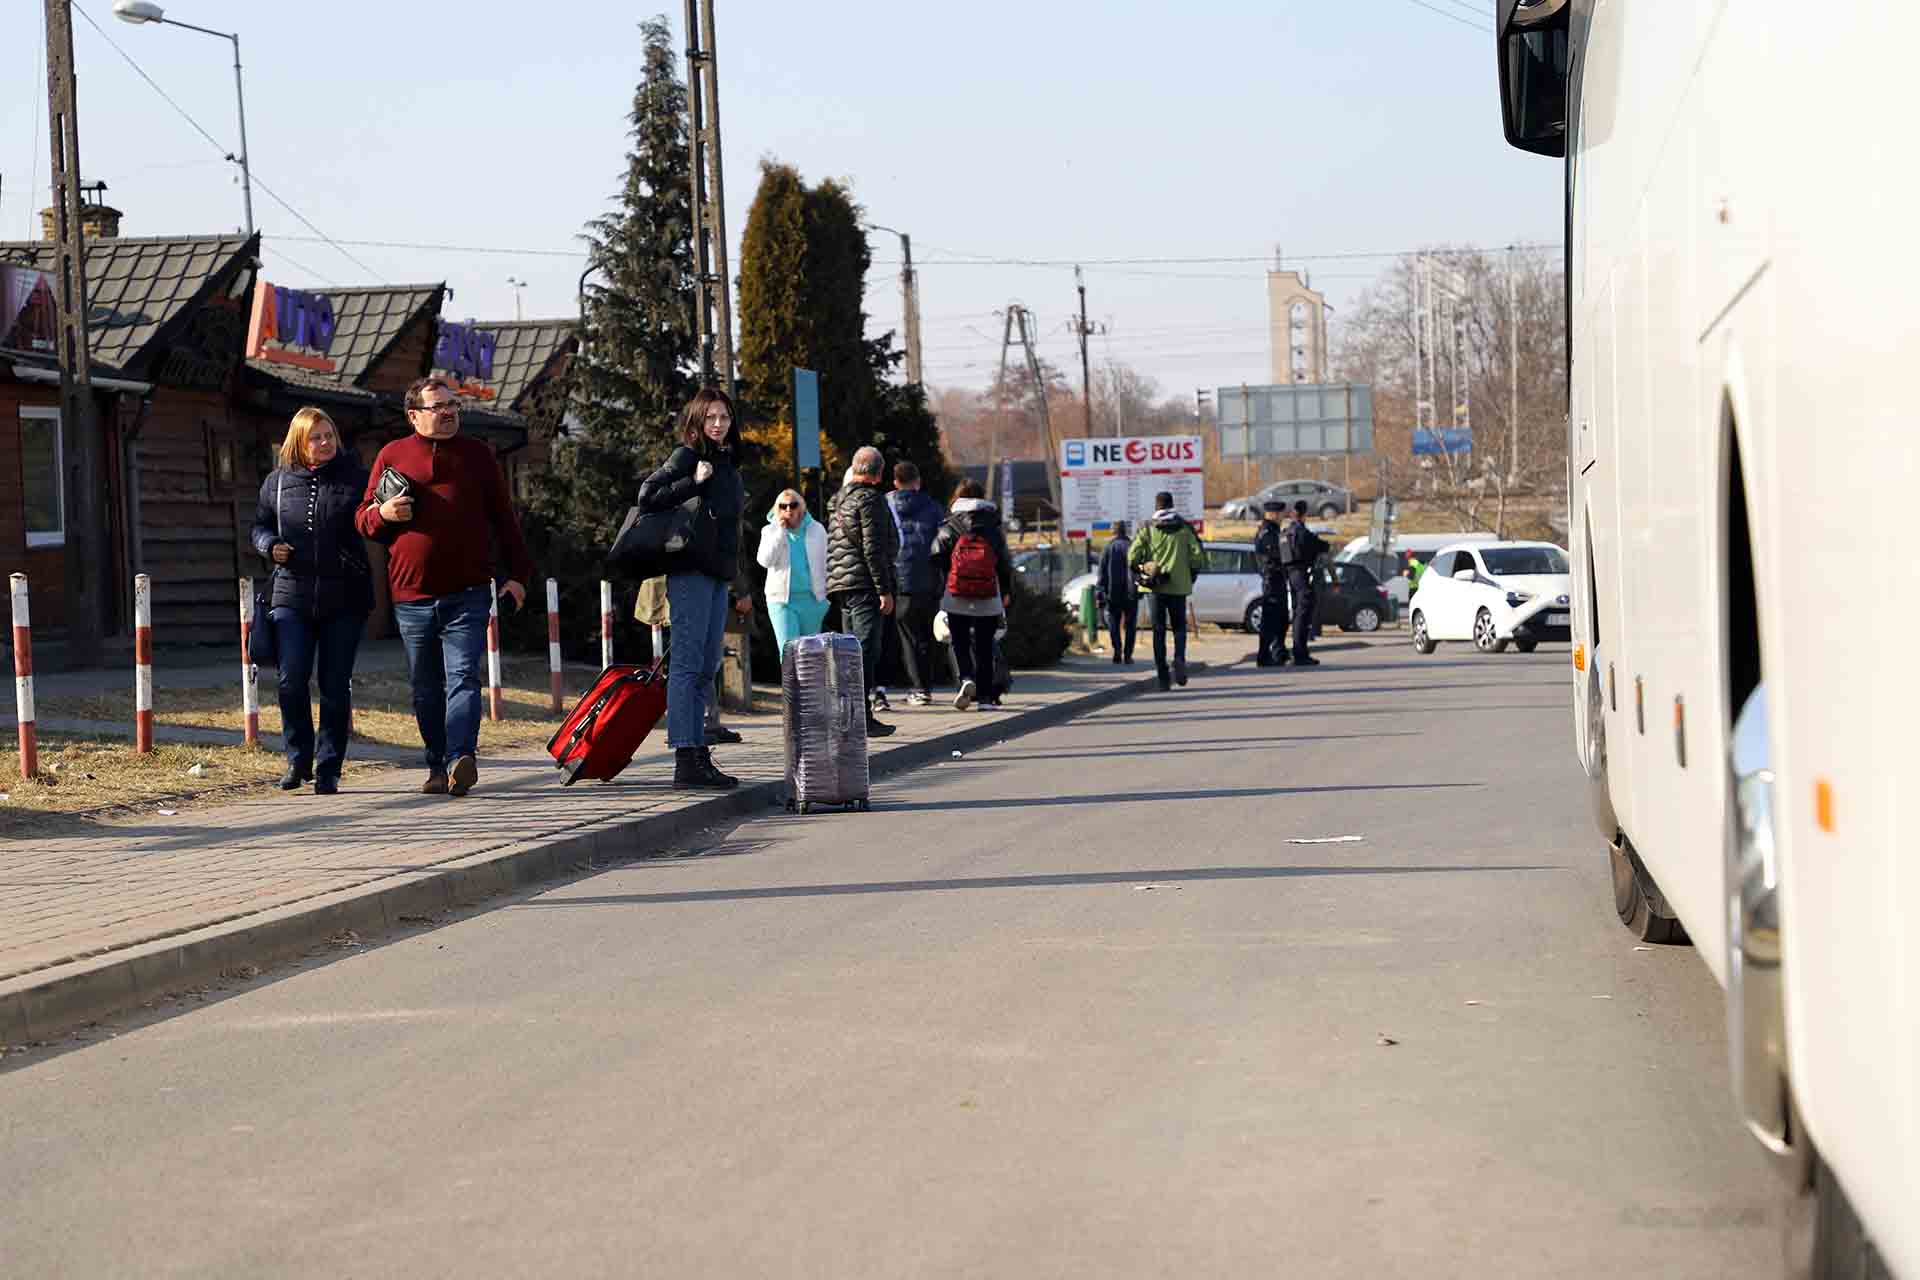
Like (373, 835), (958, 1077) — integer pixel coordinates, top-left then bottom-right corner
(21, 407), (63, 547)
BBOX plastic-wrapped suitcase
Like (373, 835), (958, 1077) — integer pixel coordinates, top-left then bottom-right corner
(546, 660), (667, 785)
(782, 633), (871, 813)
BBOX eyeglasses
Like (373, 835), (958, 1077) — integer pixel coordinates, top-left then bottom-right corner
(413, 402), (459, 418)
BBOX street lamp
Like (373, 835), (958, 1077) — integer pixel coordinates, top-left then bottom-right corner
(113, 0), (254, 239)
(506, 276), (527, 322)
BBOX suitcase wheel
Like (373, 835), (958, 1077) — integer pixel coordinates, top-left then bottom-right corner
(853, 798), (871, 812)
(798, 801), (814, 815)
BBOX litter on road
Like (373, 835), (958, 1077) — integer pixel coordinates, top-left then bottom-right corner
(1287, 835), (1364, 845)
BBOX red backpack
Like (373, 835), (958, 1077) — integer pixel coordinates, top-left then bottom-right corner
(947, 531), (999, 599)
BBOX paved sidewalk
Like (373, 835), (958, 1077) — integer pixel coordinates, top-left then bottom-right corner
(0, 637), (1249, 1043)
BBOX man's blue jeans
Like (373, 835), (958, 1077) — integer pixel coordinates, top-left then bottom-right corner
(392, 584), (491, 771)
(269, 608), (366, 780)
(666, 573), (727, 749)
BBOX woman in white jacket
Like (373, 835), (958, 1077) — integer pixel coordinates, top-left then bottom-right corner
(757, 488), (830, 655)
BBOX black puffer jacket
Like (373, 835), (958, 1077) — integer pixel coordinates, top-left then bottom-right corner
(636, 440), (745, 583)
(825, 481), (899, 597)
(928, 499), (1015, 601)
(250, 455), (374, 620)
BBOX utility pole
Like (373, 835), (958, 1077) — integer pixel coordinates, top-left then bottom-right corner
(987, 309), (1015, 505)
(44, 0), (105, 666)
(1070, 266), (1106, 435)
(1507, 244), (1520, 486)
(1012, 306), (1064, 522)
(684, 0), (734, 391)
(869, 225), (923, 386)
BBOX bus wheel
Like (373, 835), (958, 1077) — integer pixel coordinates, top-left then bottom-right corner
(1610, 836), (1688, 944)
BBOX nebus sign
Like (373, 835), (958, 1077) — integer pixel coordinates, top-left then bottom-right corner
(1058, 434), (1206, 539)
(245, 280), (337, 372)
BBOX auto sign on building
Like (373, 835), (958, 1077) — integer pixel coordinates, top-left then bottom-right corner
(1059, 435), (1205, 539)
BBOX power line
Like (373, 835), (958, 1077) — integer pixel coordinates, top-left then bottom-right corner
(877, 242), (1558, 268)
(260, 243), (342, 287)
(275, 234), (586, 259)
(70, 5), (383, 281)
(1397, 0), (1492, 33)
(23, 2), (45, 240)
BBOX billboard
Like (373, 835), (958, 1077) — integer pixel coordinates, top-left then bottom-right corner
(246, 280), (338, 372)
(1216, 382), (1372, 457)
(1411, 427), (1473, 456)
(1059, 435), (1204, 539)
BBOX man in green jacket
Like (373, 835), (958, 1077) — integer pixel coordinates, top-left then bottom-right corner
(1128, 491), (1206, 690)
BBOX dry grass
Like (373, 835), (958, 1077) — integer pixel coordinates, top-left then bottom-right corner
(34, 658), (603, 753)
(0, 735), (393, 824)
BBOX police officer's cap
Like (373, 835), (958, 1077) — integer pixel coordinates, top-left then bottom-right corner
(1292, 499), (1309, 515)
(1261, 500), (1286, 514)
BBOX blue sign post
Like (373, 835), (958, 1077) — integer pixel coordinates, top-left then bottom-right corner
(1411, 427), (1473, 456)
(794, 369), (822, 471)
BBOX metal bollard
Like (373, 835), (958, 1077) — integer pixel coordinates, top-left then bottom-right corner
(238, 578), (260, 748)
(134, 574), (154, 754)
(487, 580), (504, 722)
(11, 574), (36, 779)
(546, 577), (563, 715)
(599, 579), (613, 671)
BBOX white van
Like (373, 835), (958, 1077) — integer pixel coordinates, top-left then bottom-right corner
(1335, 532), (1499, 610)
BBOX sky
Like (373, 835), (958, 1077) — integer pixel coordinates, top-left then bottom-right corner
(1, 0), (1558, 402)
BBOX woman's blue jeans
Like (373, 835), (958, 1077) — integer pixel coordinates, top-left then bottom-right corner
(269, 608), (367, 780)
(666, 573), (728, 748)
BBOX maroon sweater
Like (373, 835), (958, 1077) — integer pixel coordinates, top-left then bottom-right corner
(356, 432), (536, 603)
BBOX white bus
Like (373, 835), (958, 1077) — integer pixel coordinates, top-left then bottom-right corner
(1497, 2), (1913, 1274)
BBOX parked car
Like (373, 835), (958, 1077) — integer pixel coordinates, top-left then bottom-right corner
(1218, 479), (1353, 522)
(1335, 531), (1500, 611)
(1408, 541), (1572, 655)
(1183, 533), (1355, 633)
(1243, 559), (1395, 636)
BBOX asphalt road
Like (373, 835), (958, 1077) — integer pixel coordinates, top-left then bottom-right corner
(0, 640), (1783, 1278)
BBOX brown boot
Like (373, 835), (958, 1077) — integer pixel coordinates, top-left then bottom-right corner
(448, 754), (478, 798)
(422, 770), (449, 795)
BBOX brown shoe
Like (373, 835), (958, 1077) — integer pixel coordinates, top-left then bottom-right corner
(422, 770), (449, 796)
(448, 754), (478, 797)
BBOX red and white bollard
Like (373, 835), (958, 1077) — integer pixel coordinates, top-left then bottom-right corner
(11, 574), (36, 779)
(238, 578), (260, 748)
(599, 579), (613, 671)
(487, 580), (504, 722)
(134, 574), (155, 754)
(546, 578), (563, 714)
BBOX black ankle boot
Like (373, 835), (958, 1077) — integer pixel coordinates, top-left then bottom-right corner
(699, 748), (739, 789)
(673, 747), (703, 787)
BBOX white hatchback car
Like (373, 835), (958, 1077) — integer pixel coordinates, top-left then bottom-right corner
(1409, 541), (1572, 654)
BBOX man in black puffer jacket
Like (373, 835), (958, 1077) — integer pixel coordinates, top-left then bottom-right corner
(826, 446), (899, 736)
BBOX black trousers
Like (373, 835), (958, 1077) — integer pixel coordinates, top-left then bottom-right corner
(1105, 599), (1138, 660)
(1288, 569), (1317, 661)
(1149, 592), (1188, 679)
(949, 612), (1000, 701)
(1257, 583), (1290, 666)
(895, 592), (939, 694)
(832, 590), (885, 711)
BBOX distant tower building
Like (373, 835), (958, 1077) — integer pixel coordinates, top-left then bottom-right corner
(1267, 259), (1328, 385)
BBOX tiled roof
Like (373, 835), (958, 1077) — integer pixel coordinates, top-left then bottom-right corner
(246, 359), (380, 401)
(322, 283), (443, 385)
(0, 233), (253, 372)
(470, 318), (576, 412)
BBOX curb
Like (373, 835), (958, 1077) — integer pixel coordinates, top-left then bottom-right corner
(0, 661), (1192, 1046)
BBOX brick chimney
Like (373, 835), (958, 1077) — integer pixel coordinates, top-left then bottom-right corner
(40, 198), (123, 242)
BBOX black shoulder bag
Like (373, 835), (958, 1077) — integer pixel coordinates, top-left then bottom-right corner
(609, 456), (717, 580)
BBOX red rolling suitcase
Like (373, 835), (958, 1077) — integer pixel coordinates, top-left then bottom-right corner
(546, 661), (668, 785)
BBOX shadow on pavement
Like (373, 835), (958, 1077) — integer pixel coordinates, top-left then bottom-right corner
(524, 861), (1560, 910)
(1090, 704), (1560, 727)
(868, 780), (1480, 813)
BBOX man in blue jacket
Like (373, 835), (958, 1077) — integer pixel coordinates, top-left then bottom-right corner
(887, 461), (945, 706)
(1097, 522), (1138, 664)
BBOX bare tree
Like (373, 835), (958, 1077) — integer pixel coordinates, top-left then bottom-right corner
(1332, 246), (1567, 536)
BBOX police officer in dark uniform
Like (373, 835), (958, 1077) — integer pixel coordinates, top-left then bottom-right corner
(1251, 500), (1291, 667)
(1285, 499), (1330, 667)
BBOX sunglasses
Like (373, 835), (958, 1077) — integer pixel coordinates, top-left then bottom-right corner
(777, 501), (800, 510)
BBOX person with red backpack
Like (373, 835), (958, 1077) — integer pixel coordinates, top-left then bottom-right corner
(929, 479), (1015, 710)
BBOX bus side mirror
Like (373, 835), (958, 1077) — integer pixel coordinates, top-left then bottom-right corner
(1496, 0), (1570, 157)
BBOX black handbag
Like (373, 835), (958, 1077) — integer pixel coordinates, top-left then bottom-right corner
(608, 496), (711, 579)
(251, 474), (283, 667)
(372, 465), (412, 507)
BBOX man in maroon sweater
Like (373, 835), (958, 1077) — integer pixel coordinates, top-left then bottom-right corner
(358, 376), (534, 797)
